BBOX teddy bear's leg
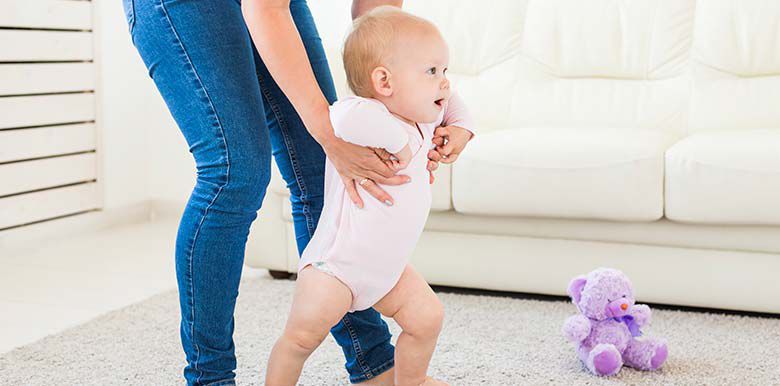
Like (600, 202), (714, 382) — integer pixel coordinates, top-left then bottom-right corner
(586, 344), (623, 376)
(623, 337), (668, 371)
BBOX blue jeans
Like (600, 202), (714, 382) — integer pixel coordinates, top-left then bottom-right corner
(122, 0), (395, 384)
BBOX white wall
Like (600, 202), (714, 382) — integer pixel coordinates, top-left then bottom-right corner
(95, 0), (361, 210)
(308, 0), (352, 51)
(96, 0), (194, 209)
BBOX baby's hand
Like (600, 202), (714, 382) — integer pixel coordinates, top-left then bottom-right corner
(432, 125), (473, 164)
(389, 143), (413, 171)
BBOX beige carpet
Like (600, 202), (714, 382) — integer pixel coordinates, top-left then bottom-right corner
(1, 274), (779, 385)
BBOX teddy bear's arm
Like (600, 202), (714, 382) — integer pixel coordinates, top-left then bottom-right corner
(562, 314), (591, 343)
(631, 304), (652, 327)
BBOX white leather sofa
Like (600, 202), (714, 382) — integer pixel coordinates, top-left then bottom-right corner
(245, 0), (780, 314)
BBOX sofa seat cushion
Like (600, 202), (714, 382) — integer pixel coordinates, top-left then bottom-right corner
(452, 128), (676, 221)
(665, 129), (780, 225)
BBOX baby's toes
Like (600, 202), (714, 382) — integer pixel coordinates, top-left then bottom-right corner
(420, 376), (449, 386)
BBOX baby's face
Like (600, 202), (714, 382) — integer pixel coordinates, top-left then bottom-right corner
(384, 30), (451, 124)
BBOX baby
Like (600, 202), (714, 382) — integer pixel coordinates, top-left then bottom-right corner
(265, 6), (474, 386)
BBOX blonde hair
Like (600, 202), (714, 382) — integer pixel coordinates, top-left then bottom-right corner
(343, 6), (436, 98)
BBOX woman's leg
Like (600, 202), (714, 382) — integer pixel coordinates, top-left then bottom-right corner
(253, 1), (396, 382)
(126, 1), (271, 384)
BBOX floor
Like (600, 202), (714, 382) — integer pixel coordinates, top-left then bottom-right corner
(4, 257), (780, 385)
(0, 216), (266, 354)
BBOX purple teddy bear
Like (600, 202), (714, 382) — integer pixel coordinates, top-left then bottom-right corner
(562, 268), (668, 376)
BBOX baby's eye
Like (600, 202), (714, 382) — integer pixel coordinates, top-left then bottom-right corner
(427, 67), (437, 75)
(443, 67), (448, 75)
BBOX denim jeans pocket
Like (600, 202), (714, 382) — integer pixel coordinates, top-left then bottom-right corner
(122, 0), (136, 33)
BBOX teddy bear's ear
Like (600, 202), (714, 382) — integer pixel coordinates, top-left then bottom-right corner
(567, 275), (587, 303)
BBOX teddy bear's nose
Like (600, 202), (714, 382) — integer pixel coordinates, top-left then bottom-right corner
(620, 303), (628, 310)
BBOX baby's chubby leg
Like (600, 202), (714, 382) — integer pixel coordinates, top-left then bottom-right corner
(374, 265), (448, 386)
(265, 265), (352, 385)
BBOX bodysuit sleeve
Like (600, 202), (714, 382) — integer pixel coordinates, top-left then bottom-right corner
(441, 92), (476, 139)
(330, 97), (409, 154)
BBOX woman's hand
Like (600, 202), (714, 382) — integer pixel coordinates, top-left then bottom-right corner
(388, 144), (412, 171)
(426, 125), (474, 183)
(432, 125), (473, 163)
(324, 136), (410, 209)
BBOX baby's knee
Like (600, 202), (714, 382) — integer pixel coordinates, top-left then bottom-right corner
(406, 297), (444, 339)
(283, 326), (327, 355)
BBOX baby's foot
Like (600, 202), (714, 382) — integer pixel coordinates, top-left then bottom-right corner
(420, 376), (449, 386)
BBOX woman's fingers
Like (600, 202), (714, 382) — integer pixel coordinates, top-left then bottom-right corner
(372, 146), (392, 161)
(338, 140), (396, 178)
(433, 125), (468, 161)
(427, 148), (442, 162)
(350, 171), (410, 207)
(341, 175), (364, 209)
(327, 138), (420, 206)
(384, 159), (398, 170)
(427, 160), (439, 171)
(367, 169), (409, 186)
(433, 125), (450, 138)
(359, 179), (395, 206)
(360, 168), (410, 206)
(440, 152), (458, 164)
(437, 140), (456, 157)
(363, 152), (397, 179)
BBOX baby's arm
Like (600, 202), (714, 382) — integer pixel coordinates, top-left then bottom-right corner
(389, 144), (413, 170)
(428, 93), (475, 171)
(331, 98), (410, 169)
(441, 92), (476, 138)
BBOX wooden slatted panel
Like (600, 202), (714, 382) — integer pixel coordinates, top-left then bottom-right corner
(0, 153), (96, 197)
(0, 30), (93, 62)
(0, 93), (94, 129)
(0, 63), (95, 96)
(0, 123), (95, 163)
(0, 0), (100, 231)
(0, 183), (99, 230)
(0, 0), (92, 30)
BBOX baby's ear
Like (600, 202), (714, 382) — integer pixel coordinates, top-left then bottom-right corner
(567, 275), (587, 304)
(371, 66), (393, 97)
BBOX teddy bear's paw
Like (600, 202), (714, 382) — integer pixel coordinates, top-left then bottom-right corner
(588, 344), (623, 376)
(624, 338), (668, 371)
(650, 342), (668, 370)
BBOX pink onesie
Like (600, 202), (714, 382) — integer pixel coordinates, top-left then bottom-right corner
(299, 94), (474, 312)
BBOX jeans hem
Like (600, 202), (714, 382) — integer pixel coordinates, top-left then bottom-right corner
(202, 380), (235, 386)
(349, 357), (395, 384)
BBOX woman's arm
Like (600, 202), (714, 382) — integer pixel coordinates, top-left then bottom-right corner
(241, 0), (403, 143)
(242, 0), (332, 146)
(241, 0), (409, 208)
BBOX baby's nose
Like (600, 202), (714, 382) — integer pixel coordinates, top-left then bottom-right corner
(441, 78), (450, 90)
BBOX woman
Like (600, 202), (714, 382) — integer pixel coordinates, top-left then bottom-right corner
(122, 0), (470, 384)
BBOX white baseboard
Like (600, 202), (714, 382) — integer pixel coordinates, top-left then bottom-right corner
(0, 201), (156, 258)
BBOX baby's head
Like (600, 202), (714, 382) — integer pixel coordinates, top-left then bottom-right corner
(343, 6), (450, 124)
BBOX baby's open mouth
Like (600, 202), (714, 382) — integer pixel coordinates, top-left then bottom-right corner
(434, 98), (444, 107)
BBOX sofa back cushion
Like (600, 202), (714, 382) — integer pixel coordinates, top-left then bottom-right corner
(511, 0), (695, 136)
(689, 0), (780, 133)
